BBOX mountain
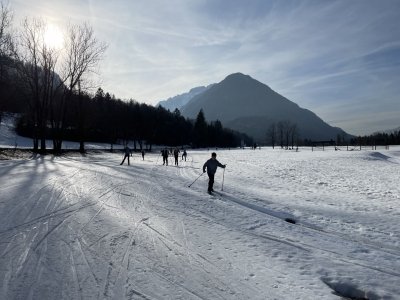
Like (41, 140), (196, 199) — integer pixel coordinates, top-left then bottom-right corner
(180, 73), (351, 142)
(157, 85), (213, 111)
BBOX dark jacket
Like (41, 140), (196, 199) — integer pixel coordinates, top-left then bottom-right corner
(161, 149), (169, 157)
(203, 158), (225, 175)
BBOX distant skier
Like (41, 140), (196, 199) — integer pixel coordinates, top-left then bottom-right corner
(161, 147), (169, 165)
(141, 149), (145, 160)
(173, 148), (180, 166)
(182, 149), (187, 161)
(120, 145), (131, 165)
(203, 152), (226, 193)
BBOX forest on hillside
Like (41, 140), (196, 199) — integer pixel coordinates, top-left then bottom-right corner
(0, 3), (252, 153)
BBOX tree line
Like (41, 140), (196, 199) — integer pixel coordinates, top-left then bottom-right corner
(266, 121), (400, 148)
(0, 2), (252, 152)
(352, 131), (400, 147)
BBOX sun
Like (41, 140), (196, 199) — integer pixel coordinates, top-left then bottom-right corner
(43, 23), (64, 49)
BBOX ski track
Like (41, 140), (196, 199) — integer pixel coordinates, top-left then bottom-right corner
(0, 149), (399, 299)
(215, 190), (400, 259)
(186, 192), (400, 281)
(206, 192), (400, 285)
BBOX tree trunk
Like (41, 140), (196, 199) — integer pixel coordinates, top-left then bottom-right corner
(33, 138), (38, 152)
(79, 141), (85, 153)
(40, 137), (46, 153)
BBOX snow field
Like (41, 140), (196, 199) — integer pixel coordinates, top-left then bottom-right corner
(0, 147), (399, 299)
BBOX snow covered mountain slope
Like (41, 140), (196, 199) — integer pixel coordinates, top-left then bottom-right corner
(0, 113), (33, 148)
(0, 148), (399, 299)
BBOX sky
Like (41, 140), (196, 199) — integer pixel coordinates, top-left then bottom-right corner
(7, 0), (400, 135)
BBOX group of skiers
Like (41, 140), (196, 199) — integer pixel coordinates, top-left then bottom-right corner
(160, 147), (187, 166)
(120, 146), (188, 167)
(120, 145), (226, 194)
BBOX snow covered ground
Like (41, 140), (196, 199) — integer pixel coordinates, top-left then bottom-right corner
(1, 119), (400, 299)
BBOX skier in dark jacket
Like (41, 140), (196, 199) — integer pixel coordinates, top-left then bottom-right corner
(182, 149), (187, 161)
(173, 148), (180, 166)
(120, 145), (131, 165)
(203, 152), (226, 193)
(161, 148), (169, 165)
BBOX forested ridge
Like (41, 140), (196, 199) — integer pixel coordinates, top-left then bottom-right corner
(1, 70), (253, 152)
(0, 2), (252, 152)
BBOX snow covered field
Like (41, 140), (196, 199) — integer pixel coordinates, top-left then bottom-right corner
(1, 144), (399, 300)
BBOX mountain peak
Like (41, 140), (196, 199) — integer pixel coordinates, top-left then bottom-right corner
(221, 73), (272, 91)
(224, 72), (253, 82)
(225, 72), (248, 78)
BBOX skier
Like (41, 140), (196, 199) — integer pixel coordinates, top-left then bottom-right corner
(173, 147), (180, 166)
(141, 149), (145, 160)
(182, 149), (187, 161)
(161, 147), (169, 165)
(120, 145), (131, 165)
(203, 152), (226, 193)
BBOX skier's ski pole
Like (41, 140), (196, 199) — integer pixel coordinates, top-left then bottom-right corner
(221, 166), (226, 191)
(188, 172), (204, 188)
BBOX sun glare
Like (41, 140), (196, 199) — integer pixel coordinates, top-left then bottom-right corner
(44, 23), (64, 49)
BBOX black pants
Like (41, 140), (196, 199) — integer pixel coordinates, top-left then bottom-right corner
(174, 155), (179, 165)
(120, 154), (130, 165)
(163, 156), (168, 165)
(207, 172), (215, 192)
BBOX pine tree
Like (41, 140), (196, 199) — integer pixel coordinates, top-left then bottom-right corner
(193, 109), (208, 147)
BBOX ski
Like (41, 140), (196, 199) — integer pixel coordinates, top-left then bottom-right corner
(207, 190), (223, 197)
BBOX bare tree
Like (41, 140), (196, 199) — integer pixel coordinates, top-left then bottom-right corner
(51, 22), (107, 152)
(281, 120), (291, 149)
(277, 121), (284, 148)
(275, 120), (298, 149)
(16, 18), (60, 152)
(267, 122), (276, 149)
(290, 123), (298, 149)
(13, 17), (106, 152)
(0, 1), (12, 57)
(0, 1), (13, 122)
